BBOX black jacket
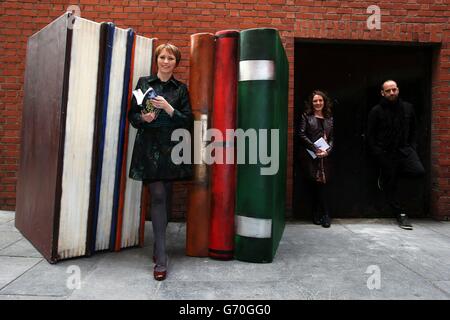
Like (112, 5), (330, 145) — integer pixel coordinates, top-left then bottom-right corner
(367, 97), (417, 157)
(299, 113), (334, 154)
(298, 113), (334, 182)
(128, 75), (193, 182)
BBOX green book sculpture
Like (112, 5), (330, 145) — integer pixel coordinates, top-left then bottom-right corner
(235, 28), (288, 263)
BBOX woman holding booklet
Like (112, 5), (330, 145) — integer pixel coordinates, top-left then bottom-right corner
(299, 90), (334, 228)
(128, 43), (193, 281)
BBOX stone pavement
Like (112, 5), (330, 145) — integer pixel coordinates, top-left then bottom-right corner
(1, 210), (450, 300)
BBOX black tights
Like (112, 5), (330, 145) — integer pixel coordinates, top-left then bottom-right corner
(148, 181), (172, 270)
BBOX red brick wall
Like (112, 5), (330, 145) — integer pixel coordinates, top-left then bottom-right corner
(1, 0), (449, 219)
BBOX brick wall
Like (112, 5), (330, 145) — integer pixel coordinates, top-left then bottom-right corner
(1, 0), (449, 219)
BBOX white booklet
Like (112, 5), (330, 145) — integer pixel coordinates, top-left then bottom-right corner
(307, 137), (330, 159)
(132, 86), (157, 106)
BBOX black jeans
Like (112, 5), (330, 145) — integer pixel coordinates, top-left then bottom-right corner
(377, 148), (425, 213)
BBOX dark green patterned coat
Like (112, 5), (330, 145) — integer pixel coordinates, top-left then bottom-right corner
(128, 75), (193, 182)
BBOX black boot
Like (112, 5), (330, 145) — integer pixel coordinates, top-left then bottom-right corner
(313, 214), (322, 225)
(321, 215), (331, 228)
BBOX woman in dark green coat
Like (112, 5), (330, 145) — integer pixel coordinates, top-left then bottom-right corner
(128, 43), (193, 281)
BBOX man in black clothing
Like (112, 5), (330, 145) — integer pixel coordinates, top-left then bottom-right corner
(368, 80), (425, 230)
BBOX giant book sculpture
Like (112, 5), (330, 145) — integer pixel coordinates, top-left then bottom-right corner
(115, 35), (155, 251)
(92, 24), (135, 252)
(234, 28), (288, 263)
(16, 13), (155, 262)
(209, 30), (239, 260)
(16, 14), (102, 262)
(186, 33), (215, 257)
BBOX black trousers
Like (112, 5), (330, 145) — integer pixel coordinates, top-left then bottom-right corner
(311, 181), (330, 219)
(377, 148), (425, 213)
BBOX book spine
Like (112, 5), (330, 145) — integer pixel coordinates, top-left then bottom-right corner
(209, 30), (239, 260)
(186, 33), (215, 257)
(235, 28), (288, 263)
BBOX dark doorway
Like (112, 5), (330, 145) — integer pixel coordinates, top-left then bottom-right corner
(293, 40), (434, 219)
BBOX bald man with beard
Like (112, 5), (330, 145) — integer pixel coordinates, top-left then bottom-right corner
(368, 80), (425, 230)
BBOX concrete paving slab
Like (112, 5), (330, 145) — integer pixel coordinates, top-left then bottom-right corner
(0, 255), (101, 297)
(338, 219), (450, 281)
(388, 251), (450, 282)
(338, 220), (450, 259)
(153, 280), (285, 300)
(280, 254), (386, 279)
(432, 281), (450, 295)
(414, 220), (450, 238)
(152, 275), (450, 300)
(0, 256), (42, 290)
(127, 240), (399, 285)
(280, 224), (386, 258)
(0, 220), (18, 232)
(0, 294), (66, 300)
(0, 231), (23, 250)
(280, 275), (450, 300)
(1, 212), (450, 300)
(0, 238), (43, 258)
(0, 211), (15, 223)
(165, 255), (289, 283)
(67, 248), (157, 300)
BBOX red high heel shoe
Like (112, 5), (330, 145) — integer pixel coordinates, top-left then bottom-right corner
(153, 266), (166, 281)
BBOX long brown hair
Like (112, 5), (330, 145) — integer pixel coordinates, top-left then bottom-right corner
(304, 90), (333, 118)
